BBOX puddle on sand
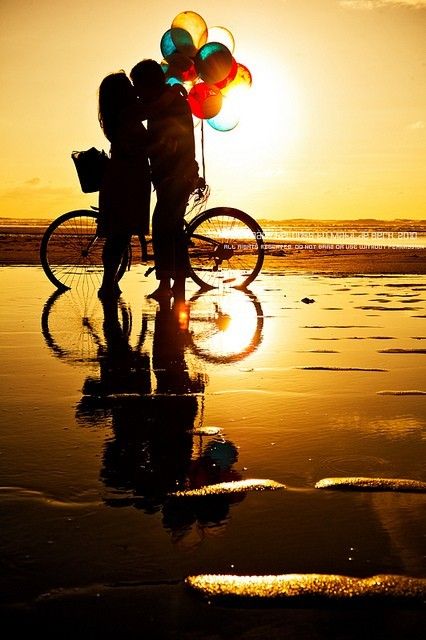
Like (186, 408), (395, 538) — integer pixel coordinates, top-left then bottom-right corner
(1, 267), (425, 617)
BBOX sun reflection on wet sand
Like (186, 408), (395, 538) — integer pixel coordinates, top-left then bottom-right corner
(0, 267), (425, 627)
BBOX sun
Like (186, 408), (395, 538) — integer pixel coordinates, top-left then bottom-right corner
(201, 51), (303, 188)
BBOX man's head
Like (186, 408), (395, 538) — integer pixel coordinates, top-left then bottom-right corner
(130, 59), (166, 102)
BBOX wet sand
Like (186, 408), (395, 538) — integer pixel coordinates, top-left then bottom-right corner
(0, 261), (425, 637)
(1, 222), (426, 274)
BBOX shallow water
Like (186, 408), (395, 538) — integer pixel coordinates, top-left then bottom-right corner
(0, 266), (425, 634)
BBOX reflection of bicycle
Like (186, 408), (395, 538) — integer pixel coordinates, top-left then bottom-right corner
(188, 289), (263, 363)
(41, 287), (264, 368)
(40, 184), (265, 292)
(40, 289), (135, 366)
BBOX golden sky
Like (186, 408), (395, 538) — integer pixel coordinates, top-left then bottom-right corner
(0, 0), (425, 220)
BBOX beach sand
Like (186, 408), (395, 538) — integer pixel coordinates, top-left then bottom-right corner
(1, 222), (425, 274)
(0, 244), (425, 637)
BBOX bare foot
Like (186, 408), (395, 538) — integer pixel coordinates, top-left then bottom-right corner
(146, 287), (173, 302)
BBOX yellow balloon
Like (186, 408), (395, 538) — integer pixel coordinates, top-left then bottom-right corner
(171, 11), (208, 56)
(207, 26), (235, 54)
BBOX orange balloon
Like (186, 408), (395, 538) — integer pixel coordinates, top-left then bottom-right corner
(221, 62), (252, 96)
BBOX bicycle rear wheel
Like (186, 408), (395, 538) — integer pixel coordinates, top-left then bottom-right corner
(187, 207), (264, 290)
(40, 210), (128, 290)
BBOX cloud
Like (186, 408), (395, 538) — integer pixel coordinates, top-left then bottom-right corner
(0, 183), (76, 217)
(408, 120), (426, 129)
(339, 1), (426, 9)
(0, 184), (73, 199)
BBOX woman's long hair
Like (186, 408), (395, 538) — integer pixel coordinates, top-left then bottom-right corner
(98, 71), (136, 143)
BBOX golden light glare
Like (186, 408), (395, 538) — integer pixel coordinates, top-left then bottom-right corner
(186, 573), (426, 600)
(200, 295), (259, 359)
(169, 478), (286, 497)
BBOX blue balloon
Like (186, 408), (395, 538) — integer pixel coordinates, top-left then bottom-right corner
(166, 76), (184, 87)
(207, 96), (240, 132)
(160, 30), (178, 58)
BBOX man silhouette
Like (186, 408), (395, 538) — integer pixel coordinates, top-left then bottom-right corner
(130, 60), (199, 301)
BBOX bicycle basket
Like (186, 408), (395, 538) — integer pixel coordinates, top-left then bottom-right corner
(71, 147), (109, 193)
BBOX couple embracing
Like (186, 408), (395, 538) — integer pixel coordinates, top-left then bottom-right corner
(98, 60), (199, 301)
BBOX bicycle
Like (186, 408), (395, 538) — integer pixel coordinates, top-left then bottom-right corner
(39, 183), (265, 291)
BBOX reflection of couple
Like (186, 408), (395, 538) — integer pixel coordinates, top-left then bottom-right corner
(98, 60), (199, 301)
(77, 296), (243, 543)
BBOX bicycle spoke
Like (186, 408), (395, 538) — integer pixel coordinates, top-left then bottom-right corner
(41, 211), (118, 290)
(187, 209), (264, 289)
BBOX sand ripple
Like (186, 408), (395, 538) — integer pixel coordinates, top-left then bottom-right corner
(190, 427), (222, 436)
(377, 390), (426, 395)
(315, 477), (426, 492)
(186, 573), (426, 601)
(169, 479), (286, 497)
(356, 306), (422, 311)
(378, 348), (426, 354)
(0, 486), (101, 508)
(297, 366), (387, 372)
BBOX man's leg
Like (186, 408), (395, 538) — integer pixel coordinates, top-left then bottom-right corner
(172, 181), (193, 301)
(149, 180), (192, 301)
(149, 194), (173, 299)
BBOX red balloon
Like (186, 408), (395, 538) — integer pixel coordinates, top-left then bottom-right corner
(164, 53), (197, 83)
(188, 83), (223, 119)
(214, 58), (238, 90)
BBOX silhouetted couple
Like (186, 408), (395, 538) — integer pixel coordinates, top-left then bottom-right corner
(97, 60), (199, 301)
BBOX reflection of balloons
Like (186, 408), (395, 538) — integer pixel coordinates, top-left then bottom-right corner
(204, 440), (239, 470)
(195, 42), (234, 85)
(207, 96), (240, 132)
(207, 26), (235, 54)
(221, 62), (252, 96)
(164, 53), (197, 83)
(172, 11), (208, 57)
(188, 83), (222, 119)
(160, 30), (178, 58)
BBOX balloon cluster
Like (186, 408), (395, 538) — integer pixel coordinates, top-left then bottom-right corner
(160, 11), (252, 132)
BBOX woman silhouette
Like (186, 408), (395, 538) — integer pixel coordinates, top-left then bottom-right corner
(98, 72), (151, 297)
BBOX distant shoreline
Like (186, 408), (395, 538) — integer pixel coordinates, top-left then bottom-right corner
(1, 216), (425, 228)
(1, 226), (425, 275)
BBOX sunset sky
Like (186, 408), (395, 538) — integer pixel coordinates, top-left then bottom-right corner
(1, 0), (425, 221)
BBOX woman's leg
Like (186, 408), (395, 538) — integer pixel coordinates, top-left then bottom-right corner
(100, 233), (130, 296)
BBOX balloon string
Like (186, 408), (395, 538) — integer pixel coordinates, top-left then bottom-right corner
(201, 119), (206, 183)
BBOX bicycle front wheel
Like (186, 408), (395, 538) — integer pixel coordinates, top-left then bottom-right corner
(187, 207), (264, 290)
(40, 210), (128, 290)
